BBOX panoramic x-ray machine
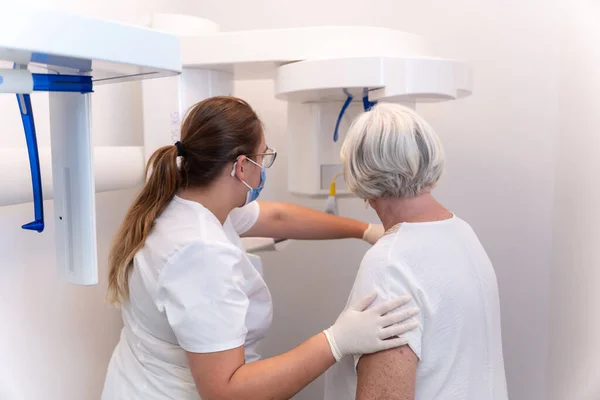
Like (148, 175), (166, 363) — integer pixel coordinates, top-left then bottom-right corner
(0, 9), (472, 285)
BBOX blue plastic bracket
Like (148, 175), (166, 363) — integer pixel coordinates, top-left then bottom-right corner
(362, 87), (377, 111)
(12, 64), (93, 233)
(332, 88), (378, 143)
(333, 89), (354, 142)
(32, 73), (93, 93)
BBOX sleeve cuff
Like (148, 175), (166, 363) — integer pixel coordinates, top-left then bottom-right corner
(179, 337), (246, 354)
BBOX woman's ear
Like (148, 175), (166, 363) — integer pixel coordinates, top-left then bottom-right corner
(232, 156), (247, 180)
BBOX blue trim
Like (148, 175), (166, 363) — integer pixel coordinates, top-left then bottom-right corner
(32, 73), (93, 93)
(30, 53), (50, 64)
(333, 89), (354, 142)
(16, 93), (44, 233)
(362, 87), (377, 111)
(332, 88), (378, 143)
(9, 68), (94, 233)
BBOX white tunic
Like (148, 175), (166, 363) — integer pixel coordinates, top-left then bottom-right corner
(102, 197), (272, 400)
(324, 216), (508, 400)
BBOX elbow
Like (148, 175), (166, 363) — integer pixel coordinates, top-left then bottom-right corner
(268, 202), (286, 223)
(260, 202), (287, 229)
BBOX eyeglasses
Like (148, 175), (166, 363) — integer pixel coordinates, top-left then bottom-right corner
(246, 147), (277, 168)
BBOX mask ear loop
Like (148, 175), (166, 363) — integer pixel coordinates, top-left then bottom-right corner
(230, 155), (249, 178)
(231, 158), (258, 191)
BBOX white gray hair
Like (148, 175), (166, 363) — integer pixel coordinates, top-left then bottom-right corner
(340, 102), (445, 199)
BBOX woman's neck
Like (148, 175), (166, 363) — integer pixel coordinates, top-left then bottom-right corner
(372, 192), (452, 231)
(177, 183), (239, 225)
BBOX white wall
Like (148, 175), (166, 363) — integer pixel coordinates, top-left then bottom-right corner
(0, 2), (574, 400)
(0, 1), (200, 399)
(200, 1), (559, 399)
(550, 1), (600, 399)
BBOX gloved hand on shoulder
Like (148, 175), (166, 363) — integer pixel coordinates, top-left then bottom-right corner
(362, 224), (385, 245)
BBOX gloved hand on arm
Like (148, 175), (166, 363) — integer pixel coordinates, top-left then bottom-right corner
(324, 292), (419, 361)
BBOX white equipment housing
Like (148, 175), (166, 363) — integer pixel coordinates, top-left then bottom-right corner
(143, 14), (472, 196)
(0, 7), (181, 285)
(0, 9), (471, 284)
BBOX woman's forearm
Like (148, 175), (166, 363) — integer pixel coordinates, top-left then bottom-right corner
(229, 333), (334, 399)
(190, 333), (335, 400)
(246, 201), (368, 240)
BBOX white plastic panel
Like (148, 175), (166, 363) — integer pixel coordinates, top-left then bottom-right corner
(276, 57), (385, 102)
(182, 27), (432, 66)
(181, 27), (434, 79)
(49, 92), (98, 286)
(370, 57), (473, 102)
(276, 57), (472, 103)
(0, 6), (181, 83)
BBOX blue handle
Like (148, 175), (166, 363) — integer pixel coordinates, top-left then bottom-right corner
(333, 89), (354, 142)
(16, 93), (44, 232)
(12, 69), (93, 233)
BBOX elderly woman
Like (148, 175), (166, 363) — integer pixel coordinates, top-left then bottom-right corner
(324, 103), (509, 399)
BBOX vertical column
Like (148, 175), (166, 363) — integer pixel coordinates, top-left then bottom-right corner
(49, 92), (98, 285)
(141, 13), (231, 164)
(141, 74), (182, 163)
(181, 68), (233, 112)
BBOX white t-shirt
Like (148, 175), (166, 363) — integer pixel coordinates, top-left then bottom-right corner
(102, 197), (272, 400)
(324, 216), (508, 400)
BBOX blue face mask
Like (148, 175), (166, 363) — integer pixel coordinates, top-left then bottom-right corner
(232, 158), (266, 206)
(243, 167), (266, 205)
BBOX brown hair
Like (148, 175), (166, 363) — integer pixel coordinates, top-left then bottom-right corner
(106, 96), (263, 305)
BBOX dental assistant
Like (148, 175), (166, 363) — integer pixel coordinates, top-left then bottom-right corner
(101, 96), (420, 400)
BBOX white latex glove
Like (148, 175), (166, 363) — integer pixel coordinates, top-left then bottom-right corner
(324, 195), (339, 216)
(323, 292), (420, 361)
(362, 223), (385, 245)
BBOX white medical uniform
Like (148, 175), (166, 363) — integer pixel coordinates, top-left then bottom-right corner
(102, 196), (272, 400)
(324, 215), (508, 400)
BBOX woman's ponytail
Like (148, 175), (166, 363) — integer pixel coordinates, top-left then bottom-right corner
(106, 144), (181, 305)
